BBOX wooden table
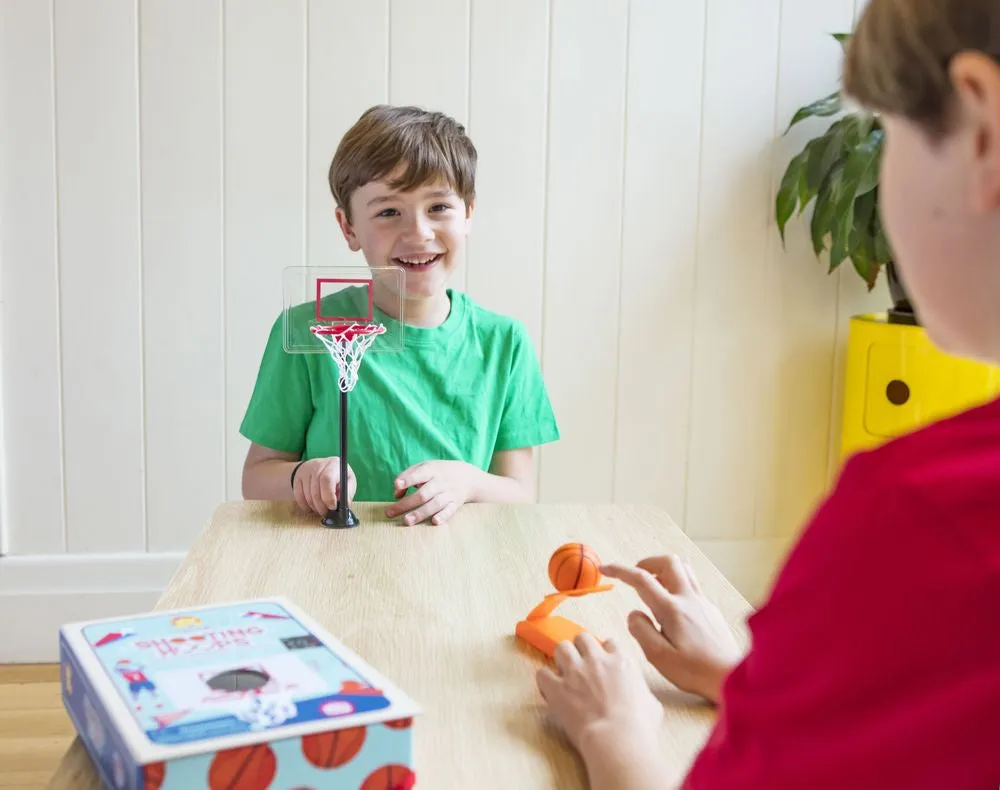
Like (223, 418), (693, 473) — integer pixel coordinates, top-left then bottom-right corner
(48, 501), (753, 789)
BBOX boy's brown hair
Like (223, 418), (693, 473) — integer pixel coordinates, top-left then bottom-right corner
(844, 0), (1000, 138)
(328, 105), (477, 223)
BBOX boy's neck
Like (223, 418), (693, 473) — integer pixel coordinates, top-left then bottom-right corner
(376, 289), (452, 328)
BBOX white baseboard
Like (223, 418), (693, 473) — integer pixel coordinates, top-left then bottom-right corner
(0, 552), (184, 662)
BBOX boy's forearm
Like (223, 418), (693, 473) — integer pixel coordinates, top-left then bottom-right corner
(470, 468), (535, 504)
(242, 459), (298, 501)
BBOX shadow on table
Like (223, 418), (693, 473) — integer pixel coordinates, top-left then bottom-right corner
(501, 698), (590, 788)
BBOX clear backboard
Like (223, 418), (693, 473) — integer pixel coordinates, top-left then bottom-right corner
(281, 265), (405, 356)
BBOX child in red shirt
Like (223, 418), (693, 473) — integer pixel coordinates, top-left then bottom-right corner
(536, 2), (1000, 787)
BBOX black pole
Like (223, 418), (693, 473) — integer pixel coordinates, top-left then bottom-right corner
(322, 388), (359, 528)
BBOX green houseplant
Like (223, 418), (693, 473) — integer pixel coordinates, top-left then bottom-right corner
(775, 32), (916, 324)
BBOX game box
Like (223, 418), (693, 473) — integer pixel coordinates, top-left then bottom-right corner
(58, 596), (421, 789)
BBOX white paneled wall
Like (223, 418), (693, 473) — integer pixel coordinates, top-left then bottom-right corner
(0, 0), (885, 659)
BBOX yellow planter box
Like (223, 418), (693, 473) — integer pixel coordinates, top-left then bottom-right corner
(841, 313), (1000, 460)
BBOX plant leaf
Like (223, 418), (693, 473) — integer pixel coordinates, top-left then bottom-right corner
(826, 133), (875, 256)
(850, 175), (881, 289)
(801, 117), (852, 207)
(776, 148), (807, 242)
(828, 193), (855, 271)
(873, 211), (893, 263)
(784, 90), (843, 134)
(841, 127), (884, 198)
(848, 195), (878, 277)
(809, 119), (885, 277)
(832, 32), (851, 52)
(810, 160), (843, 256)
(820, 128), (868, 266)
(853, 189), (877, 233)
(851, 213), (881, 289)
(843, 112), (875, 149)
(795, 137), (825, 210)
(850, 245), (879, 290)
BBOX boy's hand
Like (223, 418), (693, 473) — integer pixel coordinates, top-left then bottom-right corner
(536, 633), (664, 768)
(386, 460), (480, 525)
(602, 555), (743, 704)
(291, 457), (357, 517)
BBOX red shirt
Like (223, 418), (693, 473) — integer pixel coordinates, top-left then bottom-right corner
(683, 396), (1000, 789)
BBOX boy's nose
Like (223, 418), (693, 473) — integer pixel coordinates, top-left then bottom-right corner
(401, 216), (434, 241)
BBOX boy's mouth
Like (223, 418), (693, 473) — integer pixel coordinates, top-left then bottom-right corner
(392, 253), (444, 271)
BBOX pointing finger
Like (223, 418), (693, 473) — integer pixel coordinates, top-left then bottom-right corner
(600, 564), (680, 629)
(637, 554), (693, 595)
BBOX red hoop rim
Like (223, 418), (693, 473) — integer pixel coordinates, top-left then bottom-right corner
(310, 322), (386, 338)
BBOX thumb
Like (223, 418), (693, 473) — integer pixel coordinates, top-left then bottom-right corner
(628, 610), (682, 679)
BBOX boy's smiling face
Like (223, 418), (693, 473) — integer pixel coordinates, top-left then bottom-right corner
(335, 169), (473, 309)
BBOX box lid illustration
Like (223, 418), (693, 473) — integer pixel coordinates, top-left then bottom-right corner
(59, 596), (421, 765)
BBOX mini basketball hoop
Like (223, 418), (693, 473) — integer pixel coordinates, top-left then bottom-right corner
(281, 265), (405, 531)
(308, 322), (386, 529)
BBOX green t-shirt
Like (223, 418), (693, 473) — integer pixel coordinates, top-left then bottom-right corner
(239, 288), (560, 501)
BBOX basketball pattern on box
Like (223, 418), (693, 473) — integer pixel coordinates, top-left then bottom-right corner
(59, 597), (420, 789)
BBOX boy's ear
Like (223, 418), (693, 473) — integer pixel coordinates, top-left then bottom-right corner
(335, 206), (362, 252)
(465, 198), (475, 228)
(950, 51), (1000, 211)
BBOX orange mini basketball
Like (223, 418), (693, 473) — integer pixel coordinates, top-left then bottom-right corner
(548, 543), (602, 591)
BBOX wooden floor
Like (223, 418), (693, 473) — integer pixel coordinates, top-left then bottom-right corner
(0, 664), (74, 790)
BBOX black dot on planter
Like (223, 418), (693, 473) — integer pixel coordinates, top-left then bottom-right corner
(886, 379), (910, 406)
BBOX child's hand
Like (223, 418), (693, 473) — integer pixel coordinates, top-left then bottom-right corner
(386, 460), (480, 525)
(602, 555), (743, 704)
(291, 457), (357, 517)
(536, 633), (663, 761)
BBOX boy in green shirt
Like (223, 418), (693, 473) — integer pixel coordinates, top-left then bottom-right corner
(240, 105), (560, 525)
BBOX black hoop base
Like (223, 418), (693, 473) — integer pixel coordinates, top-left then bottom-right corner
(322, 506), (359, 529)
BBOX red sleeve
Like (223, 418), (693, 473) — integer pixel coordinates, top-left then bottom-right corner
(680, 453), (1000, 789)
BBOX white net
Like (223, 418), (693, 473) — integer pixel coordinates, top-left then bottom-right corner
(310, 323), (386, 392)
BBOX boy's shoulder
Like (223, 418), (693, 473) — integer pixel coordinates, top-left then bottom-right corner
(455, 290), (532, 340)
(840, 395), (1000, 526)
(456, 290), (521, 326)
(860, 395), (1000, 473)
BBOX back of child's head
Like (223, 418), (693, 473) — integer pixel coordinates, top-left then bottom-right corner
(844, 0), (1000, 136)
(328, 105), (477, 223)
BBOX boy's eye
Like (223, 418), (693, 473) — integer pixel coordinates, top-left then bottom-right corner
(430, 203), (452, 213)
(376, 208), (399, 218)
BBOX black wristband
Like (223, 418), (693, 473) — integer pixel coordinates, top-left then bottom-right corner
(290, 460), (307, 490)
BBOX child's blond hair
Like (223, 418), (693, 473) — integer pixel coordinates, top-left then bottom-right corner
(328, 105), (477, 223)
(844, 0), (1000, 138)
